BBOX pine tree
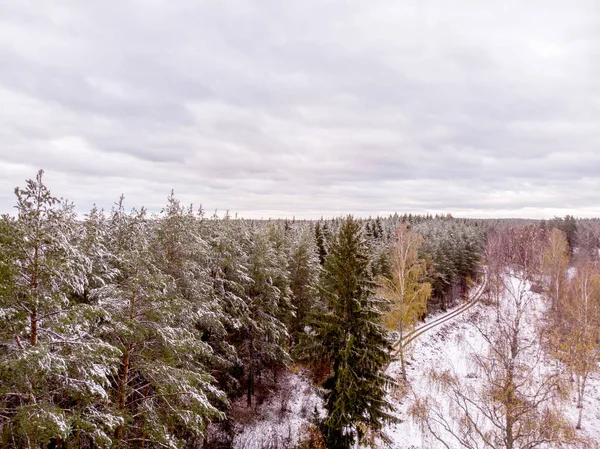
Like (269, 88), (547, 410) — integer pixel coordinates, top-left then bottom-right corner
(204, 212), (252, 397)
(561, 215), (578, 255)
(103, 198), (225, 447)
(374, 217), (384, 240)
(241, 225), (291, 405)
(416, 220), (483, 312)
(153, 191), (232, 377)
(303, 216), (397, 448)
(0, 171), (121, 447)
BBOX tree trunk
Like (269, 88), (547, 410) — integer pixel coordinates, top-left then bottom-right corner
(399, 325), (407, 381)
(115, 342), (131, 446)
(247, 370), (253, 407)
(506, 420), (514, 449)
(119, 344), (131, 410)
(576, 374), (587, 429)
(30, 307), (37, 346)
(30, 242), (39, 346)
(399, 347), (407, 381)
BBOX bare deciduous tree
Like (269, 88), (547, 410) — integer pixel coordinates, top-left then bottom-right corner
(541, 229), (570, 314)
(547, 257), (600, 430)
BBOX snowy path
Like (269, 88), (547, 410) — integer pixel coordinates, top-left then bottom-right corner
(391, 271), (487, 358)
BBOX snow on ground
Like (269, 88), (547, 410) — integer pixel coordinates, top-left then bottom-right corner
(383, 300), (488, 448)
(232, 369), (323, 448)
(574, 371), (600, 438)
(382, 276), (600, 448)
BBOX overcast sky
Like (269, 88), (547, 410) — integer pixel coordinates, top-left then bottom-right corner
(1, 1), (599, 219)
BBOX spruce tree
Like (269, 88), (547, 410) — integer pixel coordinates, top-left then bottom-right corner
(288, 228), (321, 342)
(315, 221), (328, 266)
(304, 216), (397, 448)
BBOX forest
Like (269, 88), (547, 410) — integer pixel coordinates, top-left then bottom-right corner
(1, 171), (599, 449)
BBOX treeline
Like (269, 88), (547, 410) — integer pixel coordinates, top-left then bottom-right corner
(0, 171), (484, 448)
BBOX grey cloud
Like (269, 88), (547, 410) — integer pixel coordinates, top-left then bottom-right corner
(1, 0), (599, 218)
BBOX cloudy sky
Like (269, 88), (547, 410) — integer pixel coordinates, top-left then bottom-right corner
(1, 1), (599, 218)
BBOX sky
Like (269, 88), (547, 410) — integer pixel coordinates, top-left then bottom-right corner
(1, 1), (599, 219)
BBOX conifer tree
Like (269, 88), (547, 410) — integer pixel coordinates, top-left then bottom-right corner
(288, 228), (321, 342)
(205, 212), (252, 396)
(103, 198), (225, 447)
(0, 171), (121, 447)
(77, 204), (118, 305)
(241, 225), (291, 405)
(303, 216), (397, 448)
(561, 215), (578, 255)
(417, 220), (483, 311)
(315, 221), (328, 266)
(153, 192), (233, 380)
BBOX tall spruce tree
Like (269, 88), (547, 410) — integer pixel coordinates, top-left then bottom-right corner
(288, 228), (321, 343)
(304, 216), (397, 448)
(315, 221), (328, 266)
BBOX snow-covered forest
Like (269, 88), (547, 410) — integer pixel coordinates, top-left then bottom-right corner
(2, 171), (600, 449)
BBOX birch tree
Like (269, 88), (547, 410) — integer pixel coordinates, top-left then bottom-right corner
(549, 258), (600, 430)
(541, 229), (570, 314)
(378, 225), (431, 381)
(411, 278), (582, 449)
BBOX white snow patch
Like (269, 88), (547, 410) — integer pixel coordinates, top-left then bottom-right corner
(232, 369), (324, 449)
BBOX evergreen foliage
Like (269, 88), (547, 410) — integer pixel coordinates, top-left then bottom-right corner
(303, 216), (397, 448)
(240, 225), (292, 405)
(315, 221), (328, 266)
(287, 228), (321, 342)
(416, 220), (483, 311)
(0, 171), (121, 447)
